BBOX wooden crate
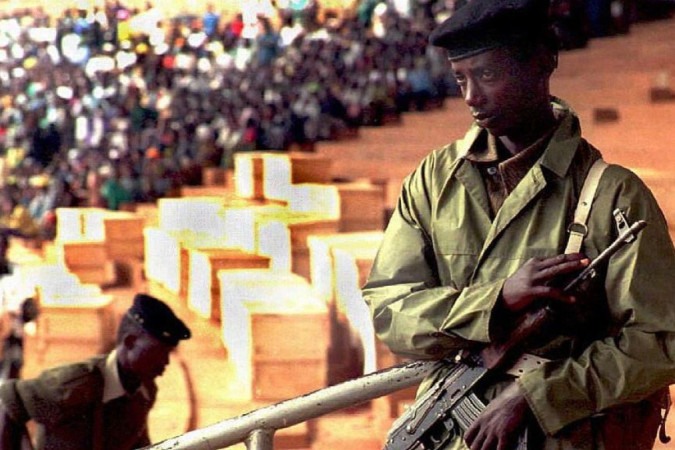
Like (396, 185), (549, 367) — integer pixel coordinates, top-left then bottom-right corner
(57, 240), (114, 284)
(187, 248), (270, 321)
(36, 289), (116, 359)
(157, 197), (225, 234)
(332, 246), (381, 374)
(235, 151), (333, 202)
(253, 359), (327, 400)
(256, 213), (339, 280)
(69, 263), (115, 285)
(106, 239), (144, 260)
(234, 152), (265, 200)
(335, 181), (386, 231)
(144, 227), (181, 292)
(202, 166), (227, 186)
(218, 270), (329, 401)
(144, 227), (223, 297)
(306, 232), (383, 384)
(263, 152), (333, 201)
(288, 183), (340, 218)
(288, 152), (333, 184)
(57, 240), (107, 268)
(307, 231), (384, 305)
(103, 212), (145, 240)
(134, 203), (159, 228)
(220, 203), (285, 252)
(104, 213), (145, 260)
(179, 186), (231, 198)
(55, 207), (107, 241)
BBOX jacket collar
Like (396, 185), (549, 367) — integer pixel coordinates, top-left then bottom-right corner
(102, 350), (151, 403)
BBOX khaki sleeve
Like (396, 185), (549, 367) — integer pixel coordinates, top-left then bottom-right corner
(363, 158), (503, 360)
(0, 380), (30, 425)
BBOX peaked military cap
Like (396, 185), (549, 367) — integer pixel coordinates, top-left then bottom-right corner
(429, 0), (552, 60)
(127, 293), (191, 346)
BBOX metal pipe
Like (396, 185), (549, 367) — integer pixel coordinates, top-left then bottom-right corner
(141, 360), (435, 450)
(245, 429), (275, 450)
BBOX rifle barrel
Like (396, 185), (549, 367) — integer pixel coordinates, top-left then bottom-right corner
(563, 220), (647, 292)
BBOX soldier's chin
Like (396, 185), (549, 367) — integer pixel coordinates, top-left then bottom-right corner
(474, 117), (502, 135)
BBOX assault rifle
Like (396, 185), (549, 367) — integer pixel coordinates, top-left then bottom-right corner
(383, 217), (648, 450)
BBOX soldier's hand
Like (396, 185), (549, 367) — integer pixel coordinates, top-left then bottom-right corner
(464, 382), (532, 450)
(501, 253), (589, 312)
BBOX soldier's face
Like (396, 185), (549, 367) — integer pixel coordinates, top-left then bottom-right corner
(126, 332), (174, 382)
(451, 46), (550, 138)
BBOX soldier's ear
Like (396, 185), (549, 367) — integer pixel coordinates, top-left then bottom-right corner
(534, 46), (557, 77)
(122, 333), (138, 349)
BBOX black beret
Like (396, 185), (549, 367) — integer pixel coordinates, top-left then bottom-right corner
(127, 294), (191, 346)
(429, 0), (552, 60)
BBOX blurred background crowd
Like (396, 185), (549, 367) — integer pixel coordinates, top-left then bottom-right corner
(0, 0), (673, 241)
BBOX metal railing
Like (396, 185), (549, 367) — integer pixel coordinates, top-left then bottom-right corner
(141, 360), (435, 450)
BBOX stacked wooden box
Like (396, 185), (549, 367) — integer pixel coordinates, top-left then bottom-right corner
(55, 207), (107, 241)
(54, 207), (113, 285)
(187, 248), (270, 321)
(233, 151), (266, 200)
(37, 287), (115, 356)
(144, 197), (229, 299)
(218, 270), (329, 401)
(55, 240), (112, 285)
(134, 203), (159, 228)
(18, 264), (116, 361)
(218, 203), (286, 252)
(286, 183), (341, 219)
(308, 231), (384, 307)
(335, 181), (386, 231)
(144, 227), (224, 301)
(235, 151), (333, 201)
(202, 166), (229, 186)
(307, 232), (384, 385)
(179, 185), (232, 198)
(306, 231), (417, 429)
(332, 244), (418, 430)
(103, 211), (145, 260)
(158, 197), (227, 236)
(144, 196), (287, 300)
(256, 211), (340, 280)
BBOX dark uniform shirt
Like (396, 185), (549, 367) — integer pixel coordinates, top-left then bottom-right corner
(0, 351), (156, 450)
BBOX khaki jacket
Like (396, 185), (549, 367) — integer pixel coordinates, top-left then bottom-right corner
(363, 101), (675, 448)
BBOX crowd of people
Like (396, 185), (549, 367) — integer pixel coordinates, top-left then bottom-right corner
(0, 0), (671, 241)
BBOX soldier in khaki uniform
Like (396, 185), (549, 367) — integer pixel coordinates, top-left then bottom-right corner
(363, 1), (675, 449)
(0, 293), (191, 450)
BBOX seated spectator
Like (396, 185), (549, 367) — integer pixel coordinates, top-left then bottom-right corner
(256, 103), (291, 150)
(254, 17), (280, 67)
(406, 57), (438, 111)
(202, 3), (220, 38)
(100, 165), (133, 210)
(0, 191), (39, 239)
